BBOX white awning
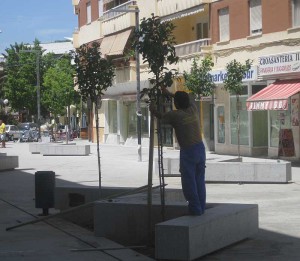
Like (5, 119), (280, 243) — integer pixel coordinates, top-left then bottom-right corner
(100, 29), (132, 56)
(160, 5), (205, 22)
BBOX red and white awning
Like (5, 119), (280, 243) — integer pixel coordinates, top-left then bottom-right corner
(246, 80), (300, 111)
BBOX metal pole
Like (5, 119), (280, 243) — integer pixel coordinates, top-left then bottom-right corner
(36, 52), (41, 138)
(135, 8), (142, 162)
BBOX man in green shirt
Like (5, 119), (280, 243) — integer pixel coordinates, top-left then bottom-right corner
(151, 91), (206, 215)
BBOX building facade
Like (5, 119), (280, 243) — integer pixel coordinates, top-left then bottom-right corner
(211, 0), (300, 158)
(72, 0), (300, 159)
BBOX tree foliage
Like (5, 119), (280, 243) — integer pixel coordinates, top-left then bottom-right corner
(2, 42), (41, 116)
(72, 41), (115, 196)
(183, 55), (215, 99)
(223, 59), (252, 95)
(134, 14), (178, 101)
(43, 55), (79, 117)
(72, 42), (115, 105)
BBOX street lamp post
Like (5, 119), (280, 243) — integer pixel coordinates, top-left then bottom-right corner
(20, 50), (41, 135)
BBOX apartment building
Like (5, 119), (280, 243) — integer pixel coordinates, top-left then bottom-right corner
(211, 0), (300, 158)
(72, 0), (300, 158)
(72, 0), (213, 148)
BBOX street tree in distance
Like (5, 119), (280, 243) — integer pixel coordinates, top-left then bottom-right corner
(184, 55), (215, 100)
(3, 42), (41, 120)
(183, 55), (215, 136)
(72, 41), (115, 197)
(223, 59), (252, 159)
(43, 54), (79, 143)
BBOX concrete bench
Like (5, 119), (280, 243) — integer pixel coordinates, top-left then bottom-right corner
(40, 144), (90, 156)
(156, 158), (292, 183)
(0, 155), (19, 171)
(155, 203), (259, 260)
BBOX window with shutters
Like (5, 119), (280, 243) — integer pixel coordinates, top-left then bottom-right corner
(99, 0), (103, 18)
(293, 0), (300, 27)
(250, 0), (262, 35)
(218, 8), (229, 42)
(86, 2), (91, 24)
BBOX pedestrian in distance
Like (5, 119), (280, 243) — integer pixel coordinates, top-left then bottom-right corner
(0, 119), (6, 148)
(150, 89), (206, 215)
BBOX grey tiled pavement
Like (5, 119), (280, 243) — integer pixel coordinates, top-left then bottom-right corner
(1, 139), (300, 260)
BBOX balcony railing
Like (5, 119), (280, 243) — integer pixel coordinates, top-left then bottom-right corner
(175, 38), (211, 57)
(102, 0), (136, 21)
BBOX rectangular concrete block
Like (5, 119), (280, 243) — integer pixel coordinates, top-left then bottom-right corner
(0, 156), (19, 170)
(94, 201), (188, 246)
(156, 158), (292, 183)
(40, 144), (90, 156)
(155, 204), (259, 260)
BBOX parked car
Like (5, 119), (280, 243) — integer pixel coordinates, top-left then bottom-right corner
(5, 125), (21, 141)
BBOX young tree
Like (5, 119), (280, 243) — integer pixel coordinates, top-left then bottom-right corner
(184, 55), (215, 100)
(72, 41), (115, 196)
(43, 54), (79, 143)
(183, 55), (215, 136)
(135, 14), (178, 229)
(223, 59), (252, 159)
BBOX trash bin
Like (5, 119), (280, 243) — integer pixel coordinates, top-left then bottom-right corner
(35, 171), (55, 215)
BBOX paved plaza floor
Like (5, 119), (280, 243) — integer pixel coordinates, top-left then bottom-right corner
(1, 140), (300, 260)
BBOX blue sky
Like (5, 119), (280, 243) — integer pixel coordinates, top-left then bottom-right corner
(0, 0), (77, 54)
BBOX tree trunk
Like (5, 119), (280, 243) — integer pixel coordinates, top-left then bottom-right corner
(147, 113), (155, 244)
(95, 100), (102, 198)
(66, 105), (71, 144)
(236, 95), (241, 160)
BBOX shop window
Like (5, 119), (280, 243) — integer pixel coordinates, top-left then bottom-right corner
(108, 100), (117, 133)
(270, 109), (291, 147)
(293, 0), (300, 27)
(217, 106), (225, 143)
(249, 0), (262, 35)
(86, 2), (91, 24)
(218, 7), (229, 42)
(230, 86), (249, 145)
(252, 85), (268, 147)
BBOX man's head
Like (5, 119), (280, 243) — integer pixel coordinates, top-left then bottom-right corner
(174, 91), (190, 109)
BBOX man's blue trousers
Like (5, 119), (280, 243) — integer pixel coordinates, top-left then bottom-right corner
(180, 141), (206, 215)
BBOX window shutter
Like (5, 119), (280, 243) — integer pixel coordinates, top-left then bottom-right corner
(250, 0), (262, 34)
(219, 8), (229, 42)
(294, 0), (300, 27)
(87, 3), (91, 24)
(99, 0), (104, 17)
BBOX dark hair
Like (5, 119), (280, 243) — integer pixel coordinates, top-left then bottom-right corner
(174, 91), (190, 109)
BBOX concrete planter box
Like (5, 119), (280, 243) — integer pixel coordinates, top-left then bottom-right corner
(155, 203), (259, 260)
(93, 200), (258, 260)
(0, 155), (19, 171)
(156, 158), (292, 183)
(40, 144), (90, 156)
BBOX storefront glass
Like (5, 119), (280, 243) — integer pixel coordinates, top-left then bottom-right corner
(270, 109), (291, 147)
(128, 102), (149, 136)
(230, 87), (249, 145)
(108, 100), (118, 133)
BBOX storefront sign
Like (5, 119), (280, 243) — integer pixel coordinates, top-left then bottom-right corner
(246, 99), (288, 111)
(210, 66), (258, 84)
(259, 51), (300, 77)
